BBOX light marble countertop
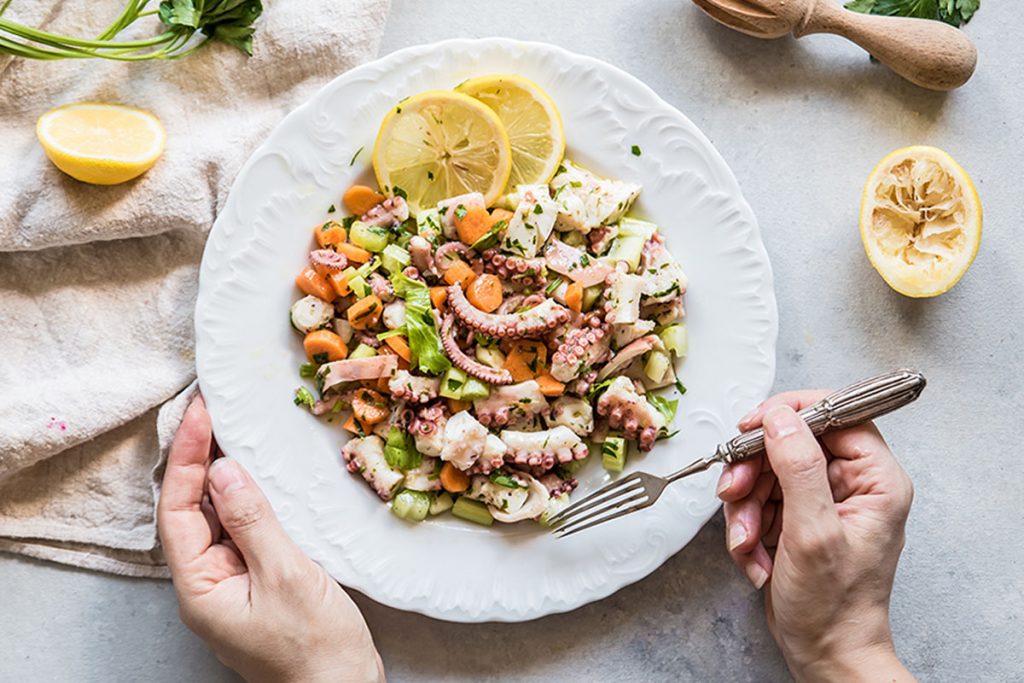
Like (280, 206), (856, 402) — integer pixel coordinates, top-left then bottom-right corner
(2, 1), (1021, 681)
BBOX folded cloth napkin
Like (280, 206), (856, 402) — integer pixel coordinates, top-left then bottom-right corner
(0, 0), (390, 576)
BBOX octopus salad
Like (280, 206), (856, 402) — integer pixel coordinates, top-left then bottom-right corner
(290, 161), (688, 527)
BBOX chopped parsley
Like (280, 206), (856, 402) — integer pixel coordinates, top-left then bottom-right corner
(312, 352), (329, 364)
(293, 387), (315, 408)
(454, 204), (468, 220)
(393, 186), (408, 200)
(489, 471), (528, 489)
(349, 146), (364, 166)
(427, 170), (434, 181)
(327, 204), (336, 214)
(533, 204), (544, 215)
(631, 145), (642, 156)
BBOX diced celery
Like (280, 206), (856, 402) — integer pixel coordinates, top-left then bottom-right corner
(415, 208), (442, 237)
(391, 489), (431, 522)
(470, 226), (502, 252)
(429, 492), (454, 516)
(349, 343), (378, 360)
(384, 427), (421, 471)
(606, 235), (646, 272)
(602, 437), (628, 473)
(459, 377), (490, 401)
(347, 274), (372, 298)
(440, 367), (468, 399)
(644, 350), (671, 383)
(356, 256), (381, 278)
(381, 244), (411, 275)
(539, 493), (570, 527)
(474, 345), (506, 370)
(659, 323), (688, 358)
(618, 218), (658, 240)
(451, 497), (494, 526)
(349, 221), (391, 253)
(395, 233), (413, 250)
(582, 284), (603, 312)
(299, 362), (317, 378)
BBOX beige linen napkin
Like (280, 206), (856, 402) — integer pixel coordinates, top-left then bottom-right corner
(0, 0), (390, 576)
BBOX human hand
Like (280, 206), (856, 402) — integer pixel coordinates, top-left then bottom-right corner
(158, 396), (384, 683)
(717, 392), (915, 682)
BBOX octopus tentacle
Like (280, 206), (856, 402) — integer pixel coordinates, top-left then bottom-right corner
(408, 236), (438, 279)
(595, 376), (666, 451)
(309, 249), (347, 273)
(473, 380), (548, 428)
(447, 284), (569, 339)
(481, 249), (547, 289)
(549, 320), (612, 382)
(434, 242), (471, 275)
(596, 334), (663, 381)
(499, 427), (589, 471)
(369, 273), (395, 302)
(360, 196), (409, 227)
(440, 313), (514, 385)
(388, 369), (440, 404)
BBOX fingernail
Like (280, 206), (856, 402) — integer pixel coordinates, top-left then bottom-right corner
(737, 405), (759, 428)
(208, 458), (246, 495)
(716, 470), (733, 496)
(746, 562), (769, 590)
(728, 522), (748, 551)
(763, 405), (799, 440)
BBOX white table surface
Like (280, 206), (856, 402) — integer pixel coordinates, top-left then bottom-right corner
(2, 1), (1021, 681)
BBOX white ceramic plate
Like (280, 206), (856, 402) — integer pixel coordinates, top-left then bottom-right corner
(195, 38), (777, 623)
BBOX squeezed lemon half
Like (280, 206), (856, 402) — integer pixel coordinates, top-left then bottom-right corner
(372, 91), (512, 212)
(456, 74), (565, 189)
(36, 102), (166, 185)
(860, 146), (982, 298)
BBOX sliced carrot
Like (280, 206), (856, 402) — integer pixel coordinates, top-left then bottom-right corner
(503, 340), (547, 382)
(346, 294), (383, 330)
(443, 261), (476, 289)
(377, 343), (410, 371)
(440, 462), (470, 493)
(565, 281), (584, 313)
(315, 221), (347, 249)
(352, 388), (389, 425)
(447, 398), (471, 414)
(296, 268), (335, 302)
(466, 273), (503, 313)
(303, 330), (348, 363)
(490, 208), (515, 226)
(384, 335), (412, 362)
(535, 370), (566, 397)
(342, 413), (374, 436)
(429, 286), (448, 312)
(342, 185), (385, 216)
(336, 242), (371, 264)
(455, 207), (494, 246)
(327, 271), (351, 298)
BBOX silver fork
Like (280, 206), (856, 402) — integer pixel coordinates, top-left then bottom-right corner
(548, 369), (927, 538)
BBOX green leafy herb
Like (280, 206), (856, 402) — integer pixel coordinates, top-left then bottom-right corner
(376, 327), (407, 340)
(647, 393), (679, 426)
(327, 204), (336, 214)
(293, 386), (315, 409)
(341, 215), (358, 230)
(349, 146), (364, 166)
(1, 0), (263, 60)
(454, 204), (468, 220)
(533, 204), (544, 215)
(393, 186), (408, 200)
(631, 145), (642, 157)
(545, 277), (564, 296)
(844, 0), (980, 25)
(312, 352), (329, 365)
(586, 377), (616, 402)
(391, 273), (451, 375)
(489, 471), (528, 489)
(674, 378), (688, 395)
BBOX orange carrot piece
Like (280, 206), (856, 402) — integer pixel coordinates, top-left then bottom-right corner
(466, 273), (503, 313)
(443, 261), (476, 289)
(342, 413), (373, 435)
(315, 221), (347, 249)
(342, 185), (385, 216)
(535, 370), (566, 397)
(346, 294), (383, 330)
(429, 286), (448, 312)
(440, 462), (470, 493)
(455, 207), (493, 246)
(336, 242), (371, 264)
(296, 268), (335, 302)
(328, 271), (351, 298)
(447, 398), (471, 414)
(565, 281), (584, 313)
(352, 388), (389, 425)
(303, 330), (348, 363)
(384, 335), (412, 362)
(489, 208), (515, 225)
(503, 340), (547, 382)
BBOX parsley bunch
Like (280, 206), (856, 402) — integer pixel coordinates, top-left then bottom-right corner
(0, 0), (262, 60)
(844, 0), (980, 26)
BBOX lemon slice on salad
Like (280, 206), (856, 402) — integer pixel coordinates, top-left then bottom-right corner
(456, 74), (565, 188)
(36, 103), (165, 185)
(372, 91), (512, 212)
(860, 146), (982, 298)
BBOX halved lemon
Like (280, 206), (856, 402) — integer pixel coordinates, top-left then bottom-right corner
(372, 91), (512, 212)
(36, 103), (166, 185)
(456, 74), (565, 189)
(860, 146), (982, 298)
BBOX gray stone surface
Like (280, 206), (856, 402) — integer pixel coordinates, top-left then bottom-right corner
(2, 1), (1022, 681)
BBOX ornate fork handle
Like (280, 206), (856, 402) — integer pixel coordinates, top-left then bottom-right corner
(715, 369), (927, 465)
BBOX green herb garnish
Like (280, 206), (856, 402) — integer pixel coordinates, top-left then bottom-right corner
(844, 0), (979, 26)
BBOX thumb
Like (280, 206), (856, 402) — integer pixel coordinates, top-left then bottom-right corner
(207, 457), (303, 582)
(762, 405), (839, 529)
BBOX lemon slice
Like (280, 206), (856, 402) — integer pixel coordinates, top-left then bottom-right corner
(36, 103), (166, 185)
(372, 91), (512, 212)
(860, 146), (982, 298)
(456, 74), (565, 188)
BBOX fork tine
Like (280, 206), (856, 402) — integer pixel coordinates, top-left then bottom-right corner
(552, 489), (648, 535)
(555, 494), (652, 538)
(545, 474), (644, 526)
